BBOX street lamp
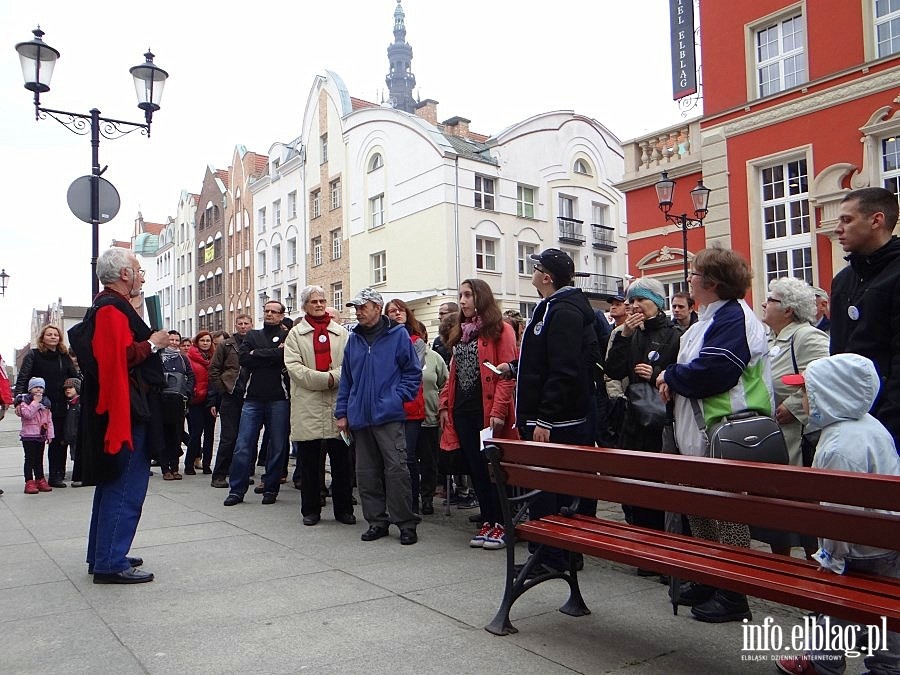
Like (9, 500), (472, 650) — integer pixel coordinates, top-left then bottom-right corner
(0, 269), (9, 297)
(285, 292), (295, 314)
(15, 26), (169, 298)
(654, 170), (711, 284)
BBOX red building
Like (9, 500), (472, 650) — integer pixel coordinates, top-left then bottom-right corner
(617, 0), (900, 306)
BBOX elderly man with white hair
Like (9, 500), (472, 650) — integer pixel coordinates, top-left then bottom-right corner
(284, 285), (355, 527)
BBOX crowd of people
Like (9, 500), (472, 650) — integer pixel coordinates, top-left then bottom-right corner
(2, 186), (898, 675)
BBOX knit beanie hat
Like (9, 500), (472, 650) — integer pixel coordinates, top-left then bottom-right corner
(64, 378), (81, 394)
(626, 277), (667, 311)
(28, 377), (46, 391)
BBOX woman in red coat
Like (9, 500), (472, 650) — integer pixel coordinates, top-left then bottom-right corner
(439, 279), (517, 550)
(185, 331), (216, 475)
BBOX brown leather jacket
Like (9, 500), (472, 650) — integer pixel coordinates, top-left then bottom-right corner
(209, 334), (245, 396)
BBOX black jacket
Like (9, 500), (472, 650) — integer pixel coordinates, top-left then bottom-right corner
(239, 324), (290, 401)
(830, 236), (900, 448)
(516, 287), (600, 430)
(15, 348), (79, 420)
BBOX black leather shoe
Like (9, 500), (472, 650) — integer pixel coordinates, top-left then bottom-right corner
(691, 590), (752, 623)
(88, 556), (143, 575)
(335, 513), (357, 525)
(202, 467), (212, 474)
(253, 484), (266, 494)
(467, 512), (483, 523)
(293, 480), (302, 490)
(261, 492), (277, 505)
(210, 477), (228, 488)
(302, 514), (320, 526)
(48, 478), (67, 488)
(672, 581), (716, 606)
(223, 494), (243, 506)
(360, 525), (389, 541)
(93, 567), (154, 584)
(399, 528), (418, 545)
(183, 467), (196, 475)
(421, 502), (434, 515)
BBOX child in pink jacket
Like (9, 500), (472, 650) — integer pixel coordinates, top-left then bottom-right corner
(17, 377), (55, 494)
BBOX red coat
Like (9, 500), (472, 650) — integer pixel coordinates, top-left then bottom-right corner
(187, 346), (212, 406)
(438, 321), (518, 450)
(403, 334), (426, 421)
(0, 352), (12, 406)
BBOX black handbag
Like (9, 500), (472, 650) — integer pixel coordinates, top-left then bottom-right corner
(625, 381), (666, 429)
(691, 399), (788, 464)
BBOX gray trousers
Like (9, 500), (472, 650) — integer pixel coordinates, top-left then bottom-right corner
(809, 552), (899, 675)
(355, 422), (417, 530)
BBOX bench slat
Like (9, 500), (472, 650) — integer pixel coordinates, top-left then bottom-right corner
(490, 439), (900, 511)
(502, 463), (900, 551)
(518, 519), (900, 631)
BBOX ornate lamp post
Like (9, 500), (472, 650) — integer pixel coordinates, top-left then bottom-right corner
(0, 269), (9, 297)
(285, 292), (295, 314)
(654, 170), (711, 285)
(15, 26), (169, 298)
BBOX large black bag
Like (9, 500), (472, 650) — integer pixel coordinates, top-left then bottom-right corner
(625, 381), (666, 429)
(691, 400), (788, 464)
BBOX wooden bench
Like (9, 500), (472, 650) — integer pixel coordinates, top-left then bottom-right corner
(483, 438), (900, 636)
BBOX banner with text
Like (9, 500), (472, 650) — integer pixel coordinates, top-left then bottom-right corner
(670, 0), (697, 100)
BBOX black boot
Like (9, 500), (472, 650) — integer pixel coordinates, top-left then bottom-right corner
(691, 589), (752, 623)
(671, 581), (716, 606)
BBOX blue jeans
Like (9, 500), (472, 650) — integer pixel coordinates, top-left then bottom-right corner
(86, 423), (150, 574)
(228, 399), (289, 497)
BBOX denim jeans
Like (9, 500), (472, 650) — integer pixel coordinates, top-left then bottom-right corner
(86, 423), (150, 574)
(228, 399), (289, 497)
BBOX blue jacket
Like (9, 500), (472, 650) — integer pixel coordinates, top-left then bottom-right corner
(335, 319), (422, 429)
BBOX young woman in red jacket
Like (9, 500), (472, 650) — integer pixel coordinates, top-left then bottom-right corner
(439, 279), (517, 550)
(185, 331), (217, 475)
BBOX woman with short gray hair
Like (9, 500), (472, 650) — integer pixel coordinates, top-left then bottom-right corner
(760, 277), (829, 555)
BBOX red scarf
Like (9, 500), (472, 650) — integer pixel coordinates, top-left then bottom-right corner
(306, 313), (332, 372)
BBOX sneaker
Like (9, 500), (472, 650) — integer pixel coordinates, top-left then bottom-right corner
(470, 522), (493, 548)
(35, 478), (53, 492)
(482, 523), (506, 550)
(457, 495), (479, 510)
(24, 479), (39, 494)
(775, 656), (821, 675)
(70, 481), (83, 488)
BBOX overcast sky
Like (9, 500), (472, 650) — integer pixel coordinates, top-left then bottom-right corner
(0, 0), (698, 361)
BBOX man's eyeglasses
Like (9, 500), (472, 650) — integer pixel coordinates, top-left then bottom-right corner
(533, 264), (545, 274)
(127, 268), (146, 279)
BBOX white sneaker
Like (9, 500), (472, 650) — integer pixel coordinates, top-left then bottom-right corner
(469, 522), (492, 547)
(482, 523), (506, 550)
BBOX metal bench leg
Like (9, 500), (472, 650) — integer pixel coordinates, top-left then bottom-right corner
(559, 552), (591, 617)
(485, 538), (521, 635)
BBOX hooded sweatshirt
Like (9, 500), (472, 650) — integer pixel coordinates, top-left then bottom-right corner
(802, 353), (900, 573)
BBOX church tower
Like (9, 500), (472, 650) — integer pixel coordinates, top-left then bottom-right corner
(385, 0), (417, 113)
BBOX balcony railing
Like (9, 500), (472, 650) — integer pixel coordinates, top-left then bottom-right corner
(557, 216), (586, 245)
(574, 273), (624, 298)
(591, 224), (616, 251)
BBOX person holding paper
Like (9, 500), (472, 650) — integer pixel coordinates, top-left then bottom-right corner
(284, 286), (355, 527)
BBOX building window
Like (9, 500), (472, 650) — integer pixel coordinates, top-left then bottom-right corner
(257, 207), (266, 232)
(518, 302), (537, 319)
(475, 236), (498, 271)
(331, 282), (343, 309)
(876, 0), (900, 57)
(517, 242), (537, 275)
(574, 159), (591, 175)
(559, 194), (576, 219)
(882, 136), (900, 198)
(214, 238), (223, 259)
(310, 190), (321, 219)
(475, 175), (495, 210)
(272, 244), (281, 270)
(287, 237), (297, 266)
(197, 278), (205, 300)
(592, 202), (609, 226)
(257, 251), (266, 276)
(331, 228), (342, 260)
(214, 273), (223, 295)
(760, 158), (812, 284)
(371, 251), (387, 284)
(273, 199), (281, 226)
(312, 237), (322, 267)
(516, 185), (535, 218)
(320, 134), (328, 164)
(370, 194), (385, 228)
(755, 13), (806, 97)
(369, 153), (383, 171)
(330, 179), (341, 210)
(287, 191), (297, 219)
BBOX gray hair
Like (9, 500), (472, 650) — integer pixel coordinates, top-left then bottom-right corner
(300, 285), (326, 307)
(97, 248), (133, 285)
(768, 277), (817, 324)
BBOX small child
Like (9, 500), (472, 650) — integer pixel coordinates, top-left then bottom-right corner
(17, 377), (55, 494)
(63, 378), (82, 487)
(777, 353), (900, 675)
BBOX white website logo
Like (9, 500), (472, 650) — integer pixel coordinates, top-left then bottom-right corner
(741, 616), (890, 660)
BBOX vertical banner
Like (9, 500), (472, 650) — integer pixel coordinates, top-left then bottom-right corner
(670, 0), (697, 100)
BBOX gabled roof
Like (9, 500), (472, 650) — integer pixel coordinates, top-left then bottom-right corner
(246, 152), (269, 178)
(442, 134), (498, 166)
(111, 240), (131, 249)
(351, 96), (379, 111)
(215, 169), (230, 190)
(142, 221), (166, 235)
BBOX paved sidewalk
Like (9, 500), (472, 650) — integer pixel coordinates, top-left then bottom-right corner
(0, 414), (829, 674)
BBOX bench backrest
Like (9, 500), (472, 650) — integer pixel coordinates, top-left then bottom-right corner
(485, 439), (900, 551)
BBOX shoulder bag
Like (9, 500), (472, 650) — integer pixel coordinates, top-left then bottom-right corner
(690, 398), (788, 464)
